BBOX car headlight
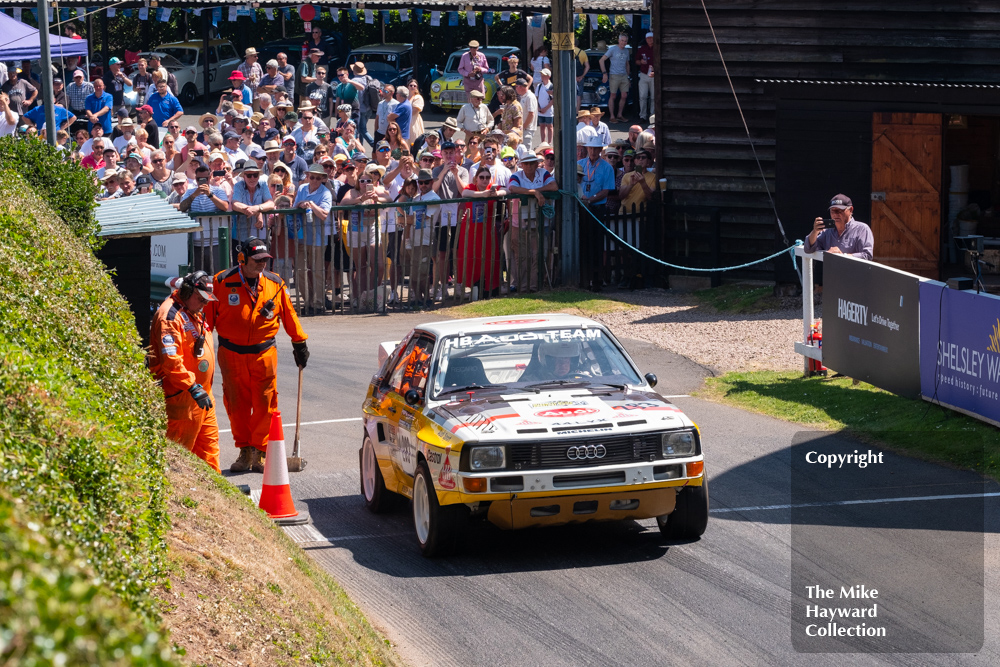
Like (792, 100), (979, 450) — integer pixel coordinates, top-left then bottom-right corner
(662, 431), (696, 458)
(431, 83), (442, 93)
(469, 445), (505, 471)
(597, 85), (609, 96)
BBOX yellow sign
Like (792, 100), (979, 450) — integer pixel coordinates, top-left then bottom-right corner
(552, 32), (575, 51)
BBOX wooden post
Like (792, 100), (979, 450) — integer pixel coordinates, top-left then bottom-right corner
(202, 16), (212, 105)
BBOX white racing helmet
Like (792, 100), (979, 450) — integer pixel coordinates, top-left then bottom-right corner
(538, 340), (582, 366)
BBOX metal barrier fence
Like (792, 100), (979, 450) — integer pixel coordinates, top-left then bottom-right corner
(188, 193), (559, 315)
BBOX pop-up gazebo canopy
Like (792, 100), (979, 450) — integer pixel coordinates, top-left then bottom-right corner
(0, 11), (89, 61)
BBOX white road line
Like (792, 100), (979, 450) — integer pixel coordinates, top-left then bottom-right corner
(220, 417), (362, 434)
(711, 491), (1000, 514)
(661, 394), (691, 399)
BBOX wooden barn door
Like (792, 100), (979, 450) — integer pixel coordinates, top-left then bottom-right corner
(871, 113), (942, 278)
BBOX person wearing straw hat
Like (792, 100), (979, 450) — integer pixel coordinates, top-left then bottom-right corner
(292, 164), (334, 313)
(576, 110), (597, 157)
(459, 40), (492, 97)
(230, 160), (275, 260)
(456, 89), (494, 139)
(508, 146), (557, 293)
(579, 135), (615, 219)
(238, 47), (263, 102)
(149, 270), (221, 473)
(589, 107), (612, 146)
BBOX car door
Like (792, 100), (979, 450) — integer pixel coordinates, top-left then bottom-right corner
(391, 334), (436, 480)
(217, 43), (241, 87)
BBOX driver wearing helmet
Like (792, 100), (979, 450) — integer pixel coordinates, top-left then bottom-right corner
(533, 340), (591, 380)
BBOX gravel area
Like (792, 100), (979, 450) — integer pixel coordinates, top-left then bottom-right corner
(590, 289), (824, 376)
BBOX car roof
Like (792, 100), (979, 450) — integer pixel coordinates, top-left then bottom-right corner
(157, 39), (235, 48)
(415, 313), (605, 338)
(448, 46), (519, 57)
(349, 44), (412, 55)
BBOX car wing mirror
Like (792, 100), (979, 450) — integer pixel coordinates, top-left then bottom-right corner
(404, 389), (422, 406)
(644, 373), (657, 388)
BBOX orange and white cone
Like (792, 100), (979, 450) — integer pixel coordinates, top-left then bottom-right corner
(259, 411), (300, 520)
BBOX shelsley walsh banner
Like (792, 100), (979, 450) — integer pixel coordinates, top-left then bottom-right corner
(822, 254), (922, 397)
(919, 282), (1000, 426)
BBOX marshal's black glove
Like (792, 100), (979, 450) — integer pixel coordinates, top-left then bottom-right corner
(293, 340), (309, 369)
(188, 383), (213, 410)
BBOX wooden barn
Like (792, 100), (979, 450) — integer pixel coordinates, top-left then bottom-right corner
(654, 1), (1000, 283)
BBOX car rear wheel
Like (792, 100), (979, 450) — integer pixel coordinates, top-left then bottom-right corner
(179, 83), (198, 107)
(412, 461), (465, 557)
(361, 437), (391, 513)
(658, 473), (709, 540)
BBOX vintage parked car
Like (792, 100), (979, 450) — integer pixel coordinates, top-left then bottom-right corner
(132, 39), (242, 106)
(428, 45), (520, 111)
(345, 43), (435, 93)
(580, 48), (632, 110)
(360, 314), (709, 557)
(256, 33), (351, 73)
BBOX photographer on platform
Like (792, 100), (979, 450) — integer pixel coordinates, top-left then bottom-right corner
(805, 194), (874, 260)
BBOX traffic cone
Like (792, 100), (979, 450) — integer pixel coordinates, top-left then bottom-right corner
(259, 411), (309, 525)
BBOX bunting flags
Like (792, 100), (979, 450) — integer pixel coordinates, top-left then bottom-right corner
(589, 13), (599, 27)
(501, 11), (511, 22)
(193, 9), (202, 17)
(467, 12), (476, 26)
(430, 11), (440, 26)
(76, 8), (86, 19)
(331, 8), (339, 21)
(228, 7), (238, 22)
(622, 14), (633, 27)
(401, 9), (409, 22)
(138, 7), (148, 21)
(349, 8), (358, 21)
(365, 9), (373, 23)
(264, 8), (274, 20)
(484, 12), (493, 26)
(448, 11), (457, 26)
(381, 10), (390, 23)
(12, 8), (20, 22)
(159, 8), (172, 22)
(212, 7), (221, 26)
(281, 8), (291, 20)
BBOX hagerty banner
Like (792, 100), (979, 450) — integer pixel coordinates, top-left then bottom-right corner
(919, 282), (1000, 426)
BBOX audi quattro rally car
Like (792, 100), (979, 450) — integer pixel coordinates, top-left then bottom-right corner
(360, 314), (708, 557)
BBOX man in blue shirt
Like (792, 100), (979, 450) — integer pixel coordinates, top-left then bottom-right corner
(388, 86), (412, 142)
(292, 163), (333, 313)
(84, 78), (113, 134)
(230, 161), (275, 244)
(23, 104), (76, 133)
(149, 79), (184, 128)
(178, 165), (230, 214)
(578, 136), (616, 220)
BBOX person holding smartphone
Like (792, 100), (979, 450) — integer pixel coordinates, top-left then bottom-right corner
(804, 194), (874, 260)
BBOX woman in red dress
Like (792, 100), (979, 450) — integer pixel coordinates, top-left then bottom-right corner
(458, 167), (506, 298)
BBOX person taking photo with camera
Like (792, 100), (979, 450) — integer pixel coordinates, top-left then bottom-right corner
(805, 194), (874, 260)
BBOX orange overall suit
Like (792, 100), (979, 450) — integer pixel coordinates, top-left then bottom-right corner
(205, 266), (307, 453)
(149, 292), (220, 472)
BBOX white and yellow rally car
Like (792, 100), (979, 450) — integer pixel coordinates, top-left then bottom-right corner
(360, 314), (708, 557)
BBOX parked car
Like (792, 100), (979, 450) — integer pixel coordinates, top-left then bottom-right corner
(345, 43), (435, 93)
(429, 46), (520, 111)
(132, 39), (241, 107)
(581, 49), (632, 110)
(257, 33), (351, 73)
(360, 314), (709, 557)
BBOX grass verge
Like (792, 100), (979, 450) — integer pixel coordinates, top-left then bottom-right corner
(442, 289), (633, 318)
(700, 371), (1000, 478)
(693, 283), (783, 313)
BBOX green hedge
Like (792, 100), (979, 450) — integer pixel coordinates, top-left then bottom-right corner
(0, 173), (177, 664)
(0, 137), (102, 250)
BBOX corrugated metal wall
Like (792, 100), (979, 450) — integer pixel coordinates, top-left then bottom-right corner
(659, 1), (1000, 278)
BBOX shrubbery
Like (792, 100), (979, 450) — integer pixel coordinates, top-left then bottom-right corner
(0, 173), (178, 663)
(0, 137), (102, 250)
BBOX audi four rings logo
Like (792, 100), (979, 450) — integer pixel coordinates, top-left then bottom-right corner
(567, 444), (607, 460)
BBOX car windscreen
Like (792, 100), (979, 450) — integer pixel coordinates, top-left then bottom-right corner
(158, 48), (197, 66)
(444, 55), (461, 74)
(432, 327), (642, 398)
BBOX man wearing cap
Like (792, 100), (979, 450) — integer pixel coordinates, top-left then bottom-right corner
(292, 164), (334, 314)
(66, 70), (93, 128)
(806, 195), (875, 260)
(103, 57), (132, 115)
(223, 131), (249, 167)
(456, 89), (494, 139)
(149, 271), (221, 473)
(230, 161), (275, 261)
(179, 164), (230, 216)
(50, 77), (67, 108)
(84, 77), (113, 134)
(374, 84), (397, 145)
(280, 136), (309, 184)
(459, 40), (491, 97)
(238, 48), (263, 103)
(516, 78), (538, 150)
(134, 105), (159, 147)
(150, 78), (184, 128)
(534, 68), (554, 146)
(494, 55), (532, 113)
(205, 238), (309, 473)
(579, 136), (615, 219)
(508, 147), (557, 293)
(600, 33), (632, 123)
(636, 32), (655, 123)
(300, 49), (325, 103)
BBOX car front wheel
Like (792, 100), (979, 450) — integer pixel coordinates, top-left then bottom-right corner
(179, 83), (198, 107)
(412, 461), (465, 557)
(658, 473), (709, 540)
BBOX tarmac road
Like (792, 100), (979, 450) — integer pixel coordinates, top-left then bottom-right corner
(211, 312), (1000, 666)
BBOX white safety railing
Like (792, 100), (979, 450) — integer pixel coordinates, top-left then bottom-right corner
(794, 245), (824, 374)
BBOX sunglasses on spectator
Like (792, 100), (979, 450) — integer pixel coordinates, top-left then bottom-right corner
(477, 175), (490, 181)
(204, 119), (215, 123)
(469, 140), (480, 145)
(308, 175), (324, 181)
(418, 180), (432, 184)
(324, 164), (336, 170)
(456, 144), (466, 149)
(343, 165), (355, 171)
(359, 178), (373, 184)
(378, 147), (390, 152)
(420, 157), (434, 162)
(169, 124), (179, 129)
(185, 130), (196, 135)
(151, 158), (164, 164)
(244, 172), (260, 178)
(302, 115), (314, 120)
